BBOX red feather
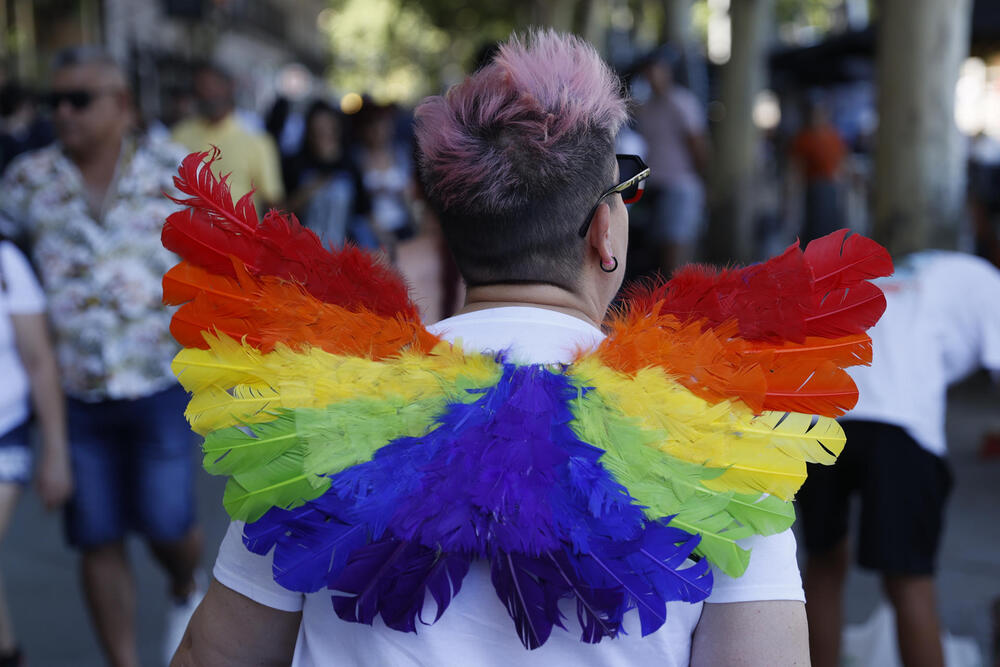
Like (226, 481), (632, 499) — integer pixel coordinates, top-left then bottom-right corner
(164, 260), (438, 359)
(804, 281), (887, 338)
(164, 149), (420, 321)
(161, 208), (266, 278)
(630, 243), (812, 343)
(804, 229), (894, 290)
(619, 230), (892, 345)
(598, 230), (891, 415)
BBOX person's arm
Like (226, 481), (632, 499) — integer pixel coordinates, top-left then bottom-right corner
(685, 130), (711, 180)
(690, 600), (810, 667)
(171, 578), (301, 666)
(11, 312), (71, 510)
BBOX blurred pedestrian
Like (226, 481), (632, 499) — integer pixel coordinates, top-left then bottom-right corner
(0, 233), (71, 667)
(0, 82), (54, 174)
(353, 102), (418, 250)
(632, 46), (709, 275)
(789, 98), (847, 243)
(284, 100), (372, 248)
(0, 46), (203, 667)
(172, 63), (284, 210)
(797, 250), (1000, 667)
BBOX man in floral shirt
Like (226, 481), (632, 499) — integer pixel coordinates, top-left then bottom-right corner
(0, 47), (203, 665)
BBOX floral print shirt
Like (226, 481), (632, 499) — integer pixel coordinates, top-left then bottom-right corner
(0, 134), (186, 401)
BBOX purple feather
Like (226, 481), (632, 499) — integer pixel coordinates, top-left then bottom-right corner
(240, 362), (714, 648)
(489, 550), (566, 650)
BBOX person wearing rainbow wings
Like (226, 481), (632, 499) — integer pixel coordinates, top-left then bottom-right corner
(166, 30), (892, 667)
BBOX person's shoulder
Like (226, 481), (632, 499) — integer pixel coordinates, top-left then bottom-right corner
(138, 131), (190, 164)
(2, 144), (61, 182)
(124, 134), (187, 201)
(0, 239), (28, 261)
(170, 117), (197, 137)
(910, 250), (999, 282)
(903, 250), (1000, 312)
(671, 85), (703, 110)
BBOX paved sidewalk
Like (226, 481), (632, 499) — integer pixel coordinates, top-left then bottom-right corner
(3, 374), (997, 665)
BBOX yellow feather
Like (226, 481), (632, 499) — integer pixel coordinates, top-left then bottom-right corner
(569, 358), (845, 501)
(173, 335), (501, 434)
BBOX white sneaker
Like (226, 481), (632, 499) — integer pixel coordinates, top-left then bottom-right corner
(163, 571), (207, 665)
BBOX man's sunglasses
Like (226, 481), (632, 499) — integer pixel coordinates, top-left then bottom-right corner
(578, 154), (651, 237)
(44, 89), (115, 111)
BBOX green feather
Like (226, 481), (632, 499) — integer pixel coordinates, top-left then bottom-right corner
(203, 390), (484, 523)
(570, 389), (796, 578)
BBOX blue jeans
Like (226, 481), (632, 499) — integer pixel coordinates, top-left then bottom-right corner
(63, 384), (196, 550)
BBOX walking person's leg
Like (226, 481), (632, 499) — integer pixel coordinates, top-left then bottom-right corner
(883, 574), (945, 667)
(0, 421), (34, 666)
(803, 537), (850, 667)
(124, 385), (204, 662)
(64, 398), (138, 667)
(797, 420), (863, 667)
(0, 484), (22, 665)
(857, 423), (952, 667)
(81, 540), (138, 667)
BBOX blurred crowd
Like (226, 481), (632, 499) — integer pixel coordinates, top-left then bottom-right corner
(0, 35), (998, 667)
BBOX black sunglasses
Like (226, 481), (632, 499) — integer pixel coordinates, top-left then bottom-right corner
(44, 89), (115, 111)
(578, 154), (651, 237)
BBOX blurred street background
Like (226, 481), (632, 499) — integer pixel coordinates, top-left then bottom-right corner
(2, 1), (1000, 665)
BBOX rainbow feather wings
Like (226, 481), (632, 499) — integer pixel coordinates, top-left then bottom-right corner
(163, 150), (893, 649)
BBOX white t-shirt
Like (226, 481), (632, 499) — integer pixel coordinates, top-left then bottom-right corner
(845, 251), (1000, 456)
(0, 241), (45, 436)
(213, 306), (803, 666)
(634, 87), (706, 191)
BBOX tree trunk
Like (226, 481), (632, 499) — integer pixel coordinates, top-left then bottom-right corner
(661, 0), (693, 46)
(873, 0), (972, 255)
(575, 0), (609, 52)
(706, 0), (774, 264)
(523, 0), (576, 33)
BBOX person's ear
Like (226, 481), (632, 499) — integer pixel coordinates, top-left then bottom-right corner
(586, 201), (615, 268)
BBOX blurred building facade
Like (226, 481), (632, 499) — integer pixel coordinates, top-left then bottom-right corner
(1, 0), (330, 119)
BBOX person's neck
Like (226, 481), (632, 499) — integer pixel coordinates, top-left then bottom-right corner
(460, 283), (605, 330)
(204, 109), (233, 126)
(65, 134), (125, 215)
(67, 133), (124, 180)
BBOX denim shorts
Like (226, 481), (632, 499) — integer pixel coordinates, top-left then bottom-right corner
(63, 384), (196, 550)
(0, 420), (32, 484)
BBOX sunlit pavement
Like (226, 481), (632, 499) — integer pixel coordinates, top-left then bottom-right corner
(4, 374), (998, 666)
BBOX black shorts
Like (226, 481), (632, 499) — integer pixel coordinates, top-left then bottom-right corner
(796, 420), (953, 575)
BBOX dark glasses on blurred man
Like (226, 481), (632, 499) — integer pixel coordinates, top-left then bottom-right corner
(45, 89), (115, 111)
(578, 154), (651, 237)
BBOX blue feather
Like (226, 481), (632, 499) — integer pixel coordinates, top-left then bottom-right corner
(239, 363), (716, 648)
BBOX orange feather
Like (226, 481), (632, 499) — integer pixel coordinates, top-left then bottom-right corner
(595, 308), (866, 416)
(164, 260), (439, 359)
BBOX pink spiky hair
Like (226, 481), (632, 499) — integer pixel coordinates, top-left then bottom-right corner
(415, 29), (628, 214)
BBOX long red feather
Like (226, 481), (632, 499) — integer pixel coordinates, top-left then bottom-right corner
(163, 149), (420, 321)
